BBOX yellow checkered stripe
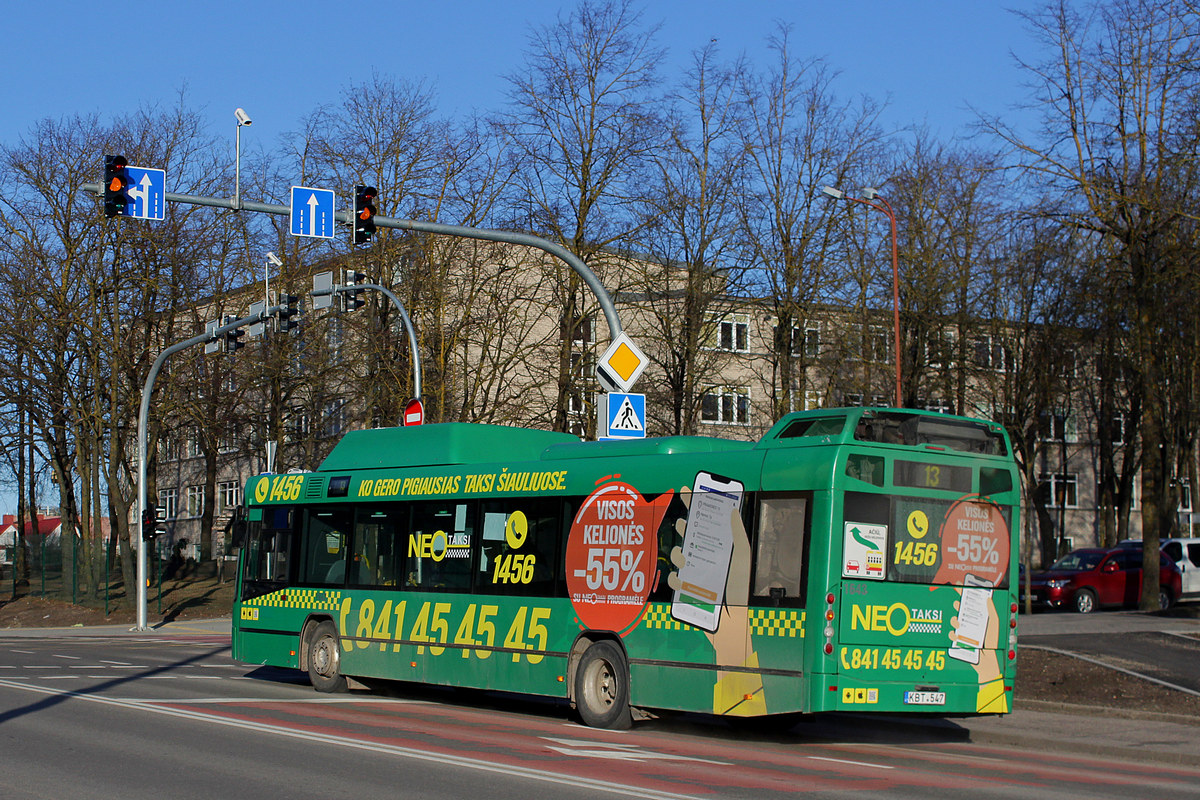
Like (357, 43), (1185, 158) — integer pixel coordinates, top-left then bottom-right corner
(641, 603), (689, 631)
(749, 608), (805, 638)
(248, 589), (343, 612)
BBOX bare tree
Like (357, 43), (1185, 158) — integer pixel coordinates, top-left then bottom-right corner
(738, 24), (885, 419)
(988, 0), (1200, 608)
(499, 0), (665, 435)
(630, 42), (749, 435)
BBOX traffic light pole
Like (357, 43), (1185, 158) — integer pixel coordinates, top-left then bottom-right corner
(313, 280), (422, 401)
(134, 306), (284, 631)
(80, 184), (624, 338)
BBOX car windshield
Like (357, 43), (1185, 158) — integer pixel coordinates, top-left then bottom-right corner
(1049, 551), (1104, 571)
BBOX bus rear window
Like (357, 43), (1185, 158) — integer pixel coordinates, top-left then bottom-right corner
(854, 412), (1007, 455)
(778, 416), (846, 439)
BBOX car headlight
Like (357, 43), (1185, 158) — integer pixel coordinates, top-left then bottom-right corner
(1047, 579), (1070, 589)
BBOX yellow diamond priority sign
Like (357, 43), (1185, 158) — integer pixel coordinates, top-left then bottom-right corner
(596, 332), (648, 393)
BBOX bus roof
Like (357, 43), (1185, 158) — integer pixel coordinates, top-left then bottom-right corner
(313, 407), (1007, 474)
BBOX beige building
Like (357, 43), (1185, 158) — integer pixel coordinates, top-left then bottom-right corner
(146, 247), (1175, 569)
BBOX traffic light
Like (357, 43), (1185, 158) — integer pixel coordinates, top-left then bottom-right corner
(278, 293), (301, 332)
(343, 269), (367, 312)
(223, 315), (245, 353)
(353, 185), (377, 244)
(104, 154), (128, 218)
(141, 507), (160, 541)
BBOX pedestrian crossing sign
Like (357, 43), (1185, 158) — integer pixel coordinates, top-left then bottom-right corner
(601, 392), (646, 439)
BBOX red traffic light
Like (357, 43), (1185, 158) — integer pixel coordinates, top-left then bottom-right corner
(354, 185), (378, 244)
(103, 154), (129, 218)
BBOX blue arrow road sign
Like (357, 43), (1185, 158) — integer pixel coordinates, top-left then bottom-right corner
(123, 166), (166, 220)
(604, 392), (646, 439)
(290, 186), (336, 239)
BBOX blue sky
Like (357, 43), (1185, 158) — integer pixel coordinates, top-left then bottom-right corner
(3, 1), (1044, 155)
(1, 1), (1047, 514)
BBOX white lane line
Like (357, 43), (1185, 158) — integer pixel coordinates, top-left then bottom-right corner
(52, 654), (82, 660)
(0, 677), (700, 800)
(808, 756), (895, 770)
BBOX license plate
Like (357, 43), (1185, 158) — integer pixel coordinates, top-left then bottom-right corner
(904, 691), (945, 706)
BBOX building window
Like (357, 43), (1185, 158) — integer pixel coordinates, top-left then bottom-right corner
(701, 386), (750, 425)
(186, 486), (205, 518)
(1043, 410), (1078, 443)
(322, 400), (345, 438)
(1042, 473), (1078, 508)
(159, 436), (181, 462)
(286, 408), (311, 443)
(564, 313), (593, 346)
(218, 433), (238, 454)
(925, 329), (957, 369)
(922, 398), (953, 415)
(973, 335), (1011, 371)
(186, 430), (203, 459)
(217, 481), (241, 516)
(159, 488), (179, 520)
(709, 314), (749, 352)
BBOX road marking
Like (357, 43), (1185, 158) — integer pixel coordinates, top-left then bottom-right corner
(808, 756), (894, 770)
(0, 678), (701, 800)
(541, 736), (728, 764)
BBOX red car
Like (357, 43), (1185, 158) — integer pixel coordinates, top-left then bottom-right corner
(1027, 546), (1183, 613)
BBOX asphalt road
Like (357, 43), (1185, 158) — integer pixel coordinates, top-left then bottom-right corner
(0, 622), (1198, 799)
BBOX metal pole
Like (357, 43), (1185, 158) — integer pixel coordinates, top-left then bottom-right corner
(312, 281), (423, 401)
(833, 191), (902, 407)
(874, 196), (903, 409)
(79, 183), (624, 341)
(135, 307), (274, 630)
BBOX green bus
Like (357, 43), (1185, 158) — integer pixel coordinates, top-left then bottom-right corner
(232, 407), (1019, 728)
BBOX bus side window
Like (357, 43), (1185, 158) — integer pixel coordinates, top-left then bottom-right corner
(300, 508), (353, 586)
(752, 494), (808, 603)
(479, 498), (561, 595)
(352, 506), (406, 587)
(406, 501), (474, 591)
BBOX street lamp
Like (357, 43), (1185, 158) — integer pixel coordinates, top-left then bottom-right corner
(234, 107), (252, 210)
(822, 185), (902, 408)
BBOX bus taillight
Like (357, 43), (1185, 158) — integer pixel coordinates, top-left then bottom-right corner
(823, 591), (836, 655)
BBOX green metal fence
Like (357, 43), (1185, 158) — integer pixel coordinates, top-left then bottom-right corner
(3, 538), (231, 617)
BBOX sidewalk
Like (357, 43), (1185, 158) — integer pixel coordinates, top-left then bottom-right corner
(0, 616), (232, 638)
(960, 702), (1200, 765)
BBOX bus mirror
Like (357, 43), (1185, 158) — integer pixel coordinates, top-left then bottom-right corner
(230, 506), (247, 547)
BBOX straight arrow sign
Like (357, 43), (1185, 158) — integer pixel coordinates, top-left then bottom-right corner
(290, 186), (336, 239)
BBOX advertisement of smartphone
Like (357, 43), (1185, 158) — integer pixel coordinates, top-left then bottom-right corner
(671, 471), (744, 632)
(949, 573), (993, 664)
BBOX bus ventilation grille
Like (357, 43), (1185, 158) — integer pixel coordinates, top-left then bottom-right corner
(305, 477), (327, 499)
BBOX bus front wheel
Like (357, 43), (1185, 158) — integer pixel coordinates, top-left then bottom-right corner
(575, 640), (632, 730)
(308, 621), (348, 693)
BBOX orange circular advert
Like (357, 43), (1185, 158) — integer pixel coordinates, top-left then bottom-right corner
(935, 497), (1011, 586)
(566, 478), (670, 633)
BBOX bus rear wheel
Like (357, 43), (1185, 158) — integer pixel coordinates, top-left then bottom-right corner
(308, 621), (348, 693)
(575, 640), (632, 730)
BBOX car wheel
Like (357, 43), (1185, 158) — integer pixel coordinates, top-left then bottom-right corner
(1159, 588), (1174, 610)
(1072, 588), (1097, 613)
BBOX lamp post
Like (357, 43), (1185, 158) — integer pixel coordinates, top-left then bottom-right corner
(234, 108), (252, 210)
(822, 185), (902, 408)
